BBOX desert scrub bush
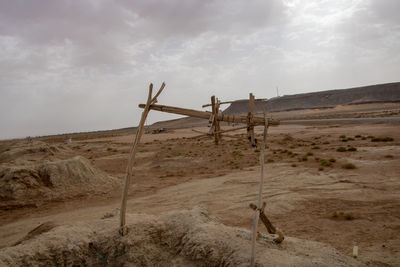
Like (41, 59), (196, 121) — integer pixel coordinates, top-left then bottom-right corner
(337, 146), (347, 152)
(371, 137), (394, 142)
(341, 138), (348, 142)
(320, 159), (332, 167)
(283, 134), (294, 142)
(331, 211), (355, 220)
(384, 154), (394, 159)
(329, 158), (336, 163)
(342, 163), (356, 169)
(107, 147), (113, 151)
(340, 135), (346, 139)
(306, 152), (313, 156)
(355, 134), (362, 138)
(232, 150), (243, 157)
(323, 141), (330, 144)
(347, 147), (357, 151)
(291, 163), (297, 167)
(299, 155), (308, 162)
(254, 149), (260, 153)
(312, 146), (320, 149)
(267, 158), (274, 163)
(318, 167), (324, 171)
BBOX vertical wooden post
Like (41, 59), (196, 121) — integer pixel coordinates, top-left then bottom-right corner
(211, 95), (220, 145)
(247, 93), (255, 146)
(216, 98), (221, 142)
(250, 113), (269, 266)
(119, 82), (165, 235)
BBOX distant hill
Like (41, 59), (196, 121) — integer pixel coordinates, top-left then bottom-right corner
(223, 82), (400, 115)
(149, 82), (400, 129)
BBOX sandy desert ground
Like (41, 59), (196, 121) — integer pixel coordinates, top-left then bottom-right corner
(0, 118), (399, 266)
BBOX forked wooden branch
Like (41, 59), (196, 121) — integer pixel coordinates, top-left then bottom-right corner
(119, 82), (165, 235)
(249, 202), (284, 244)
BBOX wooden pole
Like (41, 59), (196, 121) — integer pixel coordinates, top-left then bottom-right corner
(216, 99), (221, 141)
(138, 103), (279, 126)
(247, 93), (255, 146)
(211, 96), (221, 144)
(119, 82), (165, 235)
(250, 113), (269, 266)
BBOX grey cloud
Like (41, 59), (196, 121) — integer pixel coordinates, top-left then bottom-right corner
(0, 0), (399, 139)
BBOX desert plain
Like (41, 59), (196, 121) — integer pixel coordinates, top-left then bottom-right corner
(0, 104), (399, 266)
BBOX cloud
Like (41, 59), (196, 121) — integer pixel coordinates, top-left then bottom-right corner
(0, 0), (399, 139)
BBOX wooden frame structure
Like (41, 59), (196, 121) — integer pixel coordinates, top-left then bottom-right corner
(120, 83), (283, 266)
(138, 93), (278, 145)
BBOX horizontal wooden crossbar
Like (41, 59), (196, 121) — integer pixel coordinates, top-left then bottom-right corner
(138, 103), (279, 126)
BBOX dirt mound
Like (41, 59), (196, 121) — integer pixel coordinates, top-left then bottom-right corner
(0, 156), (119, 209)
(0, 207), (361, 266)
(0, 141), (63, 163)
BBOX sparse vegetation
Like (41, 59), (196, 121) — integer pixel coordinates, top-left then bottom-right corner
(337, 147), (347, 152)
(320, 159), (332, 167)
(331, 211), (355, 220)
(232, 150), (243, 157)
(342, 163), (356, 169)
(371, 137), (394, 142)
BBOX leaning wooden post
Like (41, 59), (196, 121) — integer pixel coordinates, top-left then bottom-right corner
(247, 93), (255, 146)
(119, 82), (165, 235)
(250, 113), (269, 266)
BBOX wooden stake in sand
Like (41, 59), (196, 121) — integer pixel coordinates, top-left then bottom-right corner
(119, 82), (165, 235)
(250, 113), (268, 266)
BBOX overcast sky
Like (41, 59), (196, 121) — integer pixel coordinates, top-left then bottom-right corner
(0, 0), (399, 139)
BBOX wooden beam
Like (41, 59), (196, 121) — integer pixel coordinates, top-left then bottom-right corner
(202, 100), (235, 108)
(138, 103), (279, 126)
(202, 98), (268, 108)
